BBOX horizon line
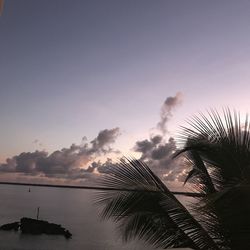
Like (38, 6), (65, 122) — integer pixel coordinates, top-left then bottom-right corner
(0, 181), (203, 197)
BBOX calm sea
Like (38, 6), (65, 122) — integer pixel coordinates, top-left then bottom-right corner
(0, 184), (157, 250)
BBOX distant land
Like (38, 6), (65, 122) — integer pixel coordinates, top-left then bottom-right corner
(0, 181), (203, 197)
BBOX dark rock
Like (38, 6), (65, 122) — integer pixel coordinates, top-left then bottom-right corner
(0, 218), (72, 239)
(64, 230), (72, 239)
(0, 222), (19, 231)
(20, 217), (72, 238)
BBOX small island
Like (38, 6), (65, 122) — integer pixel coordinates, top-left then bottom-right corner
(0, 217), (72, 239)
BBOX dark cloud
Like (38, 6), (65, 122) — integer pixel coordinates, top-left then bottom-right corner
(157, 92), (182, 134)
(134, 139), (155, 159)
(151, 137), (175, 160)
(133, 92), (186, 182)
(151, 135), (162, 144)
(134, 135), (186, 182)
(90, 128), (121, 154)
(0, 128), (121, 180)
(95, 158), (117, 175)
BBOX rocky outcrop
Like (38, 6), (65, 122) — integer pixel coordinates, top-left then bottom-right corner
(0, 221), (19, 231)
(0, 217), (72, 239)
(20, 217), (72, 238)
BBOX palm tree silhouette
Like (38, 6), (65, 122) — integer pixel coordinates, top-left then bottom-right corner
(95, 109), (250, 249)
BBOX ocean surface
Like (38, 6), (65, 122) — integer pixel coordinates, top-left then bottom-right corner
(0, 184), (158, 250)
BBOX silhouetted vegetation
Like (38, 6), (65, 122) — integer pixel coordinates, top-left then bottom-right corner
(96, 109), (250, 250)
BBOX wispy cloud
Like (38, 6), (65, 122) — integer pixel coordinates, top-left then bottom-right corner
(157, 92), (182, 135)
(133, 92), (186, 181)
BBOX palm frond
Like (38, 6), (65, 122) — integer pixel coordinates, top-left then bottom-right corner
(174, 139), (216, 195)
(209, 184), (250, 249)
(177, 109), (250, 190)
(95, 158), (219, 250)
(175, 108), (250, 249)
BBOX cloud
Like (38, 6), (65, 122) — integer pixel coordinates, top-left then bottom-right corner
(133, 92), (186, 182)
(95, 158), (117, 175)
(0, 93), (186, 185)
(90, 127), (121, 154)
(157, 92), (182, 134)
(134, 135), (186, 182)
(33, 139), (44, 148)
(0, 128), (121, 181)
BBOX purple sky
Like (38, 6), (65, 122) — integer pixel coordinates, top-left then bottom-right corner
(1, 1), (250, 184)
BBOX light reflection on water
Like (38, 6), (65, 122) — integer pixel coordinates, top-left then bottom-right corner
(0, 185), (153, 250)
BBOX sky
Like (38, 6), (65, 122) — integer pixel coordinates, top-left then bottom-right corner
(1, 0), (250, 185)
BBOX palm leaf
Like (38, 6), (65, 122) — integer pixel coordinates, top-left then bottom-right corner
(177, 109), (250, 190)
(174, 139), (216, 195)
(176, 109), (250, 249)
(95, 158), (219, 249)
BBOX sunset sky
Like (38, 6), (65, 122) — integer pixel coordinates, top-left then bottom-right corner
(1, 0), (250, 184)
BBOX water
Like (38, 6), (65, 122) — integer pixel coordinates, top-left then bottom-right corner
(0, 184), (155, 250)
